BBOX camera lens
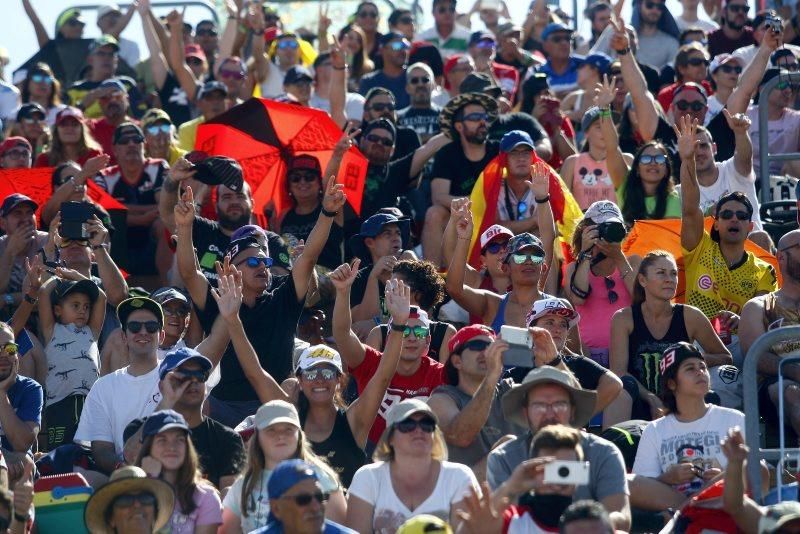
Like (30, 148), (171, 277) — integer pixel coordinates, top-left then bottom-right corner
(558, 466), (570, 478)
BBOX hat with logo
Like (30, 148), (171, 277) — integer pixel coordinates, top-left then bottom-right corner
(503, 232), (545, 262)
(709, 53), (742, 73)
(116, 296), (164, 327)
(56, 8), (84, 32)
(577, 52), (612, 75)
(659, 341), (705, 383)
(541, 22), (573, 41)
(90, 34), (120, 53)
(526, 297), (580, 328)
(142, 108), (172, 128)
(158, 347), (212, 380)
(0, 192), (37, 217)
(16, 102), (46, 121)
(55, 106), (85, 125)
(288, 154), (322, 175)
(447, 324), (496, 354)
(295, 344), (343, 373)
(408, 306), (431, 328)
(225, 235), (265, 261)
(267, 460), (319, 502)
(397, 515), (453, 534)
(184, 44), (206, 61)
(480, 224), (514, 250)
(584, 200), (624, 225)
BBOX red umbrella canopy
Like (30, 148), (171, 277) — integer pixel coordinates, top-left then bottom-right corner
(195, 98), (368, 224)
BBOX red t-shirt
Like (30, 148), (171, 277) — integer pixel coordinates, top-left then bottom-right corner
(349, 346), (446, 445)
(492, 62), (520, 102)
(87, 117), (139, 164)
(35, 148), (104, 168)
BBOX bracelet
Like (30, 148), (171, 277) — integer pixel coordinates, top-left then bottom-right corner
(577, 251), (593, 263)
(332, 65), (348, 71)
(13, 513), (28, 523)
(24, 293), (38, 305)
(599, 108), (612, 118)
(616, 47), (630, 56)
(545, 355), (563, 367)
(569, 268), (591, 299)
(390, 322), (407, 332)
(534, 194), (550, 204)
(321, 207), (338, 217)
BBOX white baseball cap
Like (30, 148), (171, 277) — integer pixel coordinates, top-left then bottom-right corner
(526, 297), (581, 328)
(295, 345), (343, 374)
(584, 200), (624, 225)
(480, 224), (514, 250)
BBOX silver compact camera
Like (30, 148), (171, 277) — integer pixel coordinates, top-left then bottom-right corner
(543, 461), (591, 486)
(499, 325), (534, 367)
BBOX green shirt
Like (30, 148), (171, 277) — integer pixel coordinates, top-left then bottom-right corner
(616, 180), (682, 222)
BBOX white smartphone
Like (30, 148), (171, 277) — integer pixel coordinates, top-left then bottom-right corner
(544, 461), (590, 486)
(499, 325), (534, 367)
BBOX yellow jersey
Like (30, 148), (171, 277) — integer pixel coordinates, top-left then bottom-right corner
(682, 232), (777, 318)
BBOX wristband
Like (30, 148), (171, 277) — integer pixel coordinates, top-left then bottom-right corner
(599, 108), (612, 118)
(534, 194), (550, 204)
(24, 293), (38, 305)
(569, 268), (591, 299)
(616, 47), (630, 56)
(545, 355), (563, 367)
(390, 322), (407, 332)
(321, 207), (338, 217)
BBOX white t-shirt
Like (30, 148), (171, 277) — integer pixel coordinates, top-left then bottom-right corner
(348, 461), (478, 534)
(675, 15), (719, 32)
(747, 105), (800, 177)
(73, 364), (162, 453)
(632, 405), (744, 496)
(309, 92), (365, 121)
(675, 157), (763, 230)
(0, 81), (20, 122)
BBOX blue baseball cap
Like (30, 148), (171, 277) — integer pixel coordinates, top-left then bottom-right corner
(98, 78), (126, 93)
(541, 22), (573, 41)
(158, 347), (212, 380)
(500, 130), (534, 153)
(577, 52), (612, 75)
(348, 213), (410, 260)
(268, 460), (319, 500)
(141, 410), (191, 440)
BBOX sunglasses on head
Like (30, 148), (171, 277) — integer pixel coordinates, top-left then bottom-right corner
(301, 368), (338, 381)
(196, 28), (218, 36)
(358, 10), (379, 18)
(277, 39), (299, 50)
(221, 70), (246, 80)
(403, 325), (430, 339)
(238, 256), (273, 268)
(461, 112), (489, 123)
(483, 241), (508, 255)
(282, 492), (328, 506)
(396, 416), (436, 433)
(146, 124), (171, 136)
(409, 76), (431, 85)
(718, 64), (743, 74)
(1, 343), (18, 356)
(727, 4), (749, 13)
(640, 153), (667, 165)
(112, 492), (157, 509)
(116, 135), (144, 145)
(460, 339), (491, 352)
(60, 238), (90, 248)
(369, 102), (395, 112)
(685, 57), (709, 67)
(509, 252), (544, 265)
(389, 40), (410, 51)
(173, 368), (209, 383)
(289, 171), (319, 183)
(31, 73), (53, 84)
(644, 1), (665, 9)
(127, 320), (160, 334)
(366, 133), (394, 147)
(674, 100), (707, 111)
(718, 209), (750, 221)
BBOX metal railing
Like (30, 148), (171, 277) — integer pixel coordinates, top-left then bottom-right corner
(758, 71), (800, 204)
(744, 325), (800, 503)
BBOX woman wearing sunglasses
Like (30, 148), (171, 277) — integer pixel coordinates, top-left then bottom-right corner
(135, 410), (223, 533)
(220, 400), (346, 533)
(604, 250), (731, 427)
(346, 398), (479, 533)
(707, 55), (743, 124)
(19, 63), (65, 127)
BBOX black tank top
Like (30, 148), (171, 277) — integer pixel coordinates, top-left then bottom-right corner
(280, 206), (343, 270)
(300, 406), (366, 488)
(628, 303), (689, 395)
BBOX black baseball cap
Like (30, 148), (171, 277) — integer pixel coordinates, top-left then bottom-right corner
(116, 297), (164, 327)
(112, 122), (144, 145)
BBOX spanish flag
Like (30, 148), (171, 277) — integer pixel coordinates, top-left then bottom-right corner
(467, 152), (583, 267)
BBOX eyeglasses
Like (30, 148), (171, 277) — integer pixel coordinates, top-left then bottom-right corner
(460, 339), (491, 352)
(718, 209), (750, 221)
(357, 10), (379, 18)
(483, 241), (508, 254)
(395, 416), (436, 433)
(366, 133), (394, 147)
(398, 16), (414, 24)
(674, 100), (707, 112)
(461, 112), (489, 123)
(389, 40), (411, 51)
(685, 57), (709, 67)
(300, 368), (338, 381)
(718, 64), (743, 74)
(409, 76), (431, 85)
(186, 57), (204, 66)
(282, 492), (328, 506)
(644, 1), (665, 9)
(1, 343), (19, 356)
(115, 136), (144, 145)
(528, 400), (570, 414)
(727, 4), (749, 13)
(31, 74), (53, 84)
(127, 320), (161, 334)
(403, 325), (430, 339)
(509, 253), (544, 265)
(277, 40), (299, 50)
(548, 35), (572, 43)
(196, 28), (218, 36)
(220, 70), (246, 80)
(173, 368), (209, 383)
(369, 102), (395, 112)
(639, 153), (667, 165)
(237, 256), (274, 268)
(289, 171), (319, 183)
(476, 39), (496, 49)
(604, 276), (619, 304)
(146, 124), (171, 136)
(112, 492), (157, 509)
(60, 238), (90, 248)
(436, 5), (456, 13)
(2, 149), (30, 159)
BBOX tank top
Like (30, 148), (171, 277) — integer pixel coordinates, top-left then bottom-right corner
(571, 153), (617, 210)
(575, 267), (632, 350)
(280, 206), (343, 271)
(491, 292), (554, 333)
(763, 293), (800, 357)
(44, 323), (100, 407)
(470, 273), (499, 325)
(628, 303), (689, 395)
(300, 407), (366, 488)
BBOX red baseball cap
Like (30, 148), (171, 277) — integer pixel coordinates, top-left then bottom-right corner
(443, 54), (473, 90)
(0, 137), (32, 158)
(55, 106), (85, 125)
(448, 324), (496, 354)
(184, 44), (207, 61)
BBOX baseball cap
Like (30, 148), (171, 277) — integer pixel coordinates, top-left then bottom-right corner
(541, 22), (573, 41)
(288, 154), (322, 175)
(90, 34), (120, 53)
(385, 398), (437, 427)
(362, 118), (397, 141)
(117, 297), (164, 327)
(295, 345), (343, 373)
(184, 44), (206, 61)
(230, 225), (267, 242)
(503, 233), (545, 262)
(99, 78), (126, 93)
(0, 192), (37, 217)
(673, 82), (708, 100)
(55, 106), (84, 125)
(480, 224), (513, 250)
(500, 130), (534, 153)
(198, 80), (228, 99)
(496, 22), (523, 36)
(448, 324), (496, 354)
(52, 279), (100, 304)
(459, 72), (502, 98)
(0, 138), (33, 159)
(584, 200), (624, 225)
(469, 31), (494, 47)
(97, 4), (122, 20)
(443, 54), (473, 90)
(142, 108), (172, 129)
(112, 122), (144, 145)
(581, 106), (603, 132)
(709, 53), (742, 73)
(56, 8), (84, 31)
(577, 52), (612, 75)
(659, 342), (704, 382)
(254, 400), (301, 430)
(759, 501), (800, 534)
(267, 460), (319, 500)
(526, 297), (580, 328)
(379, 31), (407, 47)
(349, 212), (410, 260)
(397, 515), (453, 534)
(150, 286), (189, 309)
(225, 235), (264, 261)
(284, 65), (314, 85)
(16, 102), (46, 121)
(158, 347), (212, 380)
(141, 410), (190, 440)
(193, 156), (244, 192)
(408, 306), (431, 328)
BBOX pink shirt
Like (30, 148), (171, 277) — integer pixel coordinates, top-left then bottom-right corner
(570, 153), (617, 211)
(574, 266), (632, 350)
(162, 483), (223, 534)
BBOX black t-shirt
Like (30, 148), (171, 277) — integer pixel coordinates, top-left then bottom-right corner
(432, 140), (500, 196)
(349, 265), (384, 311)
(280, 206), (343, 271)
(392, 126), (421, 162)
(489, 113), (547, 144)
(197, 276), (305, 401)
(190, 417), (246, 488)
(361, 153), (415, 219)
(157, 72), (192, 127)
(642, 63), (664, 95)
(397, 106), (442, 141)
(507, 353), (606, 392)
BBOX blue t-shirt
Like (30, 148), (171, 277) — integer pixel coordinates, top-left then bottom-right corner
(535, 57), (582, 94)
(1, 376), (43, 451)
(358, 70), (409, 109)
(252, 519), (356, 534)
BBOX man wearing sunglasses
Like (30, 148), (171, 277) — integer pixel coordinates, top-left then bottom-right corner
(13, 104), (48, 159)
(86, 78), (135, 160)
(397, 63), (441, 144)
(632, 0), (680, 71)
(707, 0), (755, 57)
(428, 325), (526, 477)
(418, 0), (471, 60)
(467, 32), (520, 104)
(740, 230), (800, 437)
(141, 109), (184, 166)
(356, 88), (421, 163)
(177, 80), (229, 153)
(194, 20), (220, 71)
(359, 33), (412, 109)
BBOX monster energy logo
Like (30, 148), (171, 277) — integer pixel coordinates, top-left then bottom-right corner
(640, 352), (663, 394)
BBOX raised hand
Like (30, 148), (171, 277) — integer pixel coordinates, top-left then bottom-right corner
(87, 215), (109, 247)
(580, 224), (599, 253)
(455, 482), (505, 534)
(455, 202), (474, 240)
(321, 174), (346, 214)
(158, 370), (192, 409)
(78, 154), (110, 183)
(23, 256), (45, 296)
(609, 15), (630, 52)
(174, 185), (196, 228)
(0, 356), (18, 392)
(290, 239), (305, 263)
(484, 339), (508, 379)
(211, 270), (243, 321)
(594, 75), (617, 108)
(674, 115), (699, 161)
(384, 278), (411, 325)
(169, 157), (197, 183)
(165, 9), (183, 31)
(528, 161), (550, 199)
(141, 455), (163, 478)
(329, 259), (361, 291)
(722, 108), (751, 135)
(333, 125), (361, 157)
(6, 220), (36, 257)
(12, 459), (34, 522)
(318, 2), (332, 34)
(529, 326), (558, 367)
(721, 427), (749, 465)
(449, 197), (470, 221)
(330, 38), (346, 69)
(54, 267), (88, 281)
